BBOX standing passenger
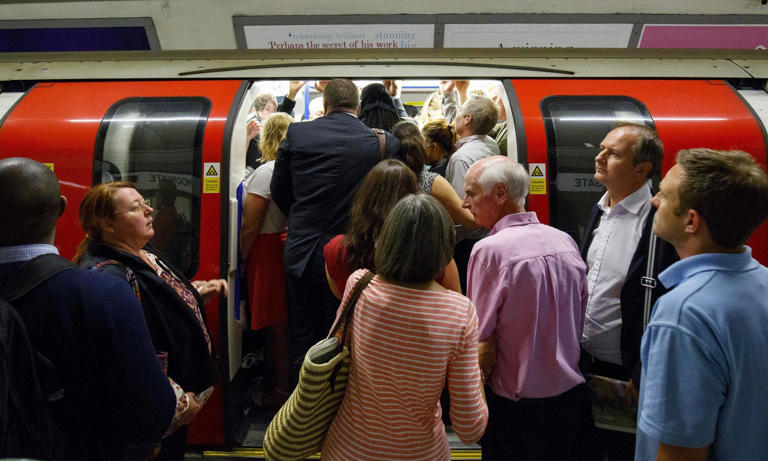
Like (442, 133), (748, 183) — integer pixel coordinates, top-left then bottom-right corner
(270, 78), (400, 375)
(240, 112), (293, 407)
(578, 123), (677, 461)
(636, 149), (768, 461)
(0, 158), (175, 461)
(463, 156), (588, 461)
(322, 194), (488, 460)
(445, 95), (500, 292)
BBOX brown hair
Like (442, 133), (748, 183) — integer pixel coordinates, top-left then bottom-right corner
(676, 148), (768, 248)
(422, 120), (457, 160)
(323, 78), (359, 112)
(392, 121), (426, 178)
(73, 181), (137, 264)
(614, 122), (664, 178)
(343, 160), (419, 272)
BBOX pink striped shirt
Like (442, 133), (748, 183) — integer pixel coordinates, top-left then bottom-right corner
(321, 269), (488, 461)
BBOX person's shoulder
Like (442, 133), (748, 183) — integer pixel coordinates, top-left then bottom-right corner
(50, 266), (132, 293)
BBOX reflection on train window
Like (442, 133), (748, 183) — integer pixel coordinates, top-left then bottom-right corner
(541, 96), (654, 243)
(93, 97), (211, 279)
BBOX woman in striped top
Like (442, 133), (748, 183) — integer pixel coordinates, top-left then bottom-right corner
(322, 194), (488, 460)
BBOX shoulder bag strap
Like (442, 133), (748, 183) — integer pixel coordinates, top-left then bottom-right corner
(328, 270), (375, 345)
(372, 128), (387, 160)
(641, 233), (659, 331)
(0, 254), (76, 302)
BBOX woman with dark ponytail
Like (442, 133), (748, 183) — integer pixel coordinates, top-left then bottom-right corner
(422, 119), (458, 177)
(392, 121), (476, 231)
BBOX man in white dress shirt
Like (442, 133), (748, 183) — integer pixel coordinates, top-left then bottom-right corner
(577, 123), (677, 461)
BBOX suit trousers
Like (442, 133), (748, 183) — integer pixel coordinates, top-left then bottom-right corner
(285, 251), (340, 385)
(481, 384), (588, 461)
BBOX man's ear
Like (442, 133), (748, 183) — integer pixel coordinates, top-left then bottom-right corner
(356, 103), (361, 115)
(684, 209), (701, 234)
(322, 100), (329, 115)
(494, 183), (508, 203)
(58, 195), (67, 218)
(635, 161), (652, 178)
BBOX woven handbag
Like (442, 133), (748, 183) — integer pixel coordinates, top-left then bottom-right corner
(263, 270), (374, 461)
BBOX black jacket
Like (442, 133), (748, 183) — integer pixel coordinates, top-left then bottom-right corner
(580, 203), (678, 382)
(271, 110), (399, 278)
(80, 241), (218, 394)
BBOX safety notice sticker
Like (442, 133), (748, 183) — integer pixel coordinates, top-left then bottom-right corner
(529, 163), (546, 195)
(203, 162), (220, 194)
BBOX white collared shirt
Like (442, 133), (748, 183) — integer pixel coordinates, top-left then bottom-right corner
(581, 184), (652, 364)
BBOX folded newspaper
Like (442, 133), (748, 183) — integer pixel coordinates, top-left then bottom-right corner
(587, 374), (637, 434)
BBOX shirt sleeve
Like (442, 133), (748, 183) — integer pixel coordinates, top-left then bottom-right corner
(446, 299), (489, 444)
(467, 245), (505, 341)
(638, 320), (727, 448)
(446, 155), (470, 199)
(246, 164), (273, 200)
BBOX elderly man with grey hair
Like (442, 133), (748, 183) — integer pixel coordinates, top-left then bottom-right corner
(463, 156), (589, 461)
(446, 94), (501, 292)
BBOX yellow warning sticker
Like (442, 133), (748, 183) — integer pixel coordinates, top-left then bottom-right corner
(43, 163), (54, 171)
(203, 162), (220, 194)
(528, 163), (546, 195)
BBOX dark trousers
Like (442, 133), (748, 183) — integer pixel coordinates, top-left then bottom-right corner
(285, 251), (340, 384)
(454, 238), (481, 294)
(481, 384), (587, 461)
(154, 426), (187, 461)
(575, 349), (636, 461)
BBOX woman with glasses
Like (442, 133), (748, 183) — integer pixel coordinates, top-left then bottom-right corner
(73, 181), (225, 461)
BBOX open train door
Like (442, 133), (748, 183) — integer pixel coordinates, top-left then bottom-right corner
(0, 79), (251, 447)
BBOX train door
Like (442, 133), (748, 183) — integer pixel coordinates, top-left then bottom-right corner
(0, 80), (250, 446)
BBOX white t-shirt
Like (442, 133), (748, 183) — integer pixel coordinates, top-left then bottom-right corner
(245, 160), (287, 234)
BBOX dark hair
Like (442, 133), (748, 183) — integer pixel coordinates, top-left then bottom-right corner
(73, 181), (137, 264)
(323, 78), (359, 111)
(0, 157), (61, 245)
(422, 120), (457, 159)
(676, 148), (768, 248)
(343, 160), (419, 272)
(359, 83), (400, 132)
(614, 122), (664, 178)
(374, 194), (455, 284)
(392, 121), (426, 177)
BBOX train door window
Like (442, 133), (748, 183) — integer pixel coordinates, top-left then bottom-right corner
(541, 96), (654, 243)
(93, 97), (211, 279)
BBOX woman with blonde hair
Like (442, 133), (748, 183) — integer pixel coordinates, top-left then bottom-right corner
(240, 111), (293, 407)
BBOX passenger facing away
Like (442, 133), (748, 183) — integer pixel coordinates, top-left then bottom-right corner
(446, 94), (500, 292)
(323, 159), (460, 298)
(75, 182), (226, 461)
(245, 81), (306, 169)
(422, 119), (458, 177)
(636, 149), (768, 461)
(322, 194), (488, 460)
(577, 122), (678, 461)
(392, 120), (476, 230)
(0, 158), (175, 460)
(240, 112), (293, 408)
(358, 82), (401, 133)
(464, 156), (589, 461)
(270, 78), (399, 374)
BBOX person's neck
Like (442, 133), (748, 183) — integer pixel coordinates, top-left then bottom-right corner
(101, 236), (143, 258)
(606, 183), (645, 209)
(676, 239), (744, 260)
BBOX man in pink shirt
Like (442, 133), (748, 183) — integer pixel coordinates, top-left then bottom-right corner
(464, 156), (589, 461)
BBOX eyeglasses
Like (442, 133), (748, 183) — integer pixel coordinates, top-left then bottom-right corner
(114, 198), (152, 216)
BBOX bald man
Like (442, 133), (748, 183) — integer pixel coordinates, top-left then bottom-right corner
(0, 158), (175, 461)
(463, 156), (588, 461)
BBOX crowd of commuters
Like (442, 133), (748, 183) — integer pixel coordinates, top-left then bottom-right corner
(1, 77), (768, 461)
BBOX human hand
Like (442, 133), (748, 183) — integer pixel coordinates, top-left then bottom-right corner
(439, 80), (455, 92)
(625, 379), (638, 408)
(287, 80), (307, 100)
(178, 392), (202, 426)
(246, 119), (260, 142)
(314, 80), (329, 93)
(454, 80), (470, 101)
(383, 80), (400, 98)
(193, 279), (229, 304)
(478, 334), (498, 381)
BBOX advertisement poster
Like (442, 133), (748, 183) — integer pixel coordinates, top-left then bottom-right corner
(639, 25), (768, 49)
(244, 24), (435, 49)
(443, 23), (633, 48)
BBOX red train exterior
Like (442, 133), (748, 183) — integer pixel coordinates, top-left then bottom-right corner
(1, 78), (766, 447)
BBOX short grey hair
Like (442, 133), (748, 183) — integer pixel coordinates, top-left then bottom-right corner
(374, 194), (455, 284)
(477, 157), (529, 206)
(253, 93), (277, 113)
(462, 95), (499, 136)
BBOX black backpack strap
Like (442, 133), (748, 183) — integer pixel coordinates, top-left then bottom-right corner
(0, 254), (76, 302)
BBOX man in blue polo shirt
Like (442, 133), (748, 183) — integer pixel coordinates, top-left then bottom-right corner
(636, 148), (768, 461)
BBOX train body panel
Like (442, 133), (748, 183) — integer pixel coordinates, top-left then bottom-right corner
(1, 73), (767, 448)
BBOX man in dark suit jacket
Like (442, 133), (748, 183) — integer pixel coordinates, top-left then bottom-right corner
(270, 78), (399, 370)
(577, 123), (677, 461)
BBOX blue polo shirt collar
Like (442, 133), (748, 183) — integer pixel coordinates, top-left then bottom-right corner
(659, 246), (757, 289)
